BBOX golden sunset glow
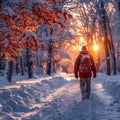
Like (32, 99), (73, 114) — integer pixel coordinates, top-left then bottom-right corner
(93, 44), (99, 51)
(93, 40), (99, 51)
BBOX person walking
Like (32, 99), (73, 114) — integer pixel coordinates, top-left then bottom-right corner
(74, 45), (96, 100)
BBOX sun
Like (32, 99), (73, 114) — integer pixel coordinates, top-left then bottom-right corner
(93, 44), (99, 51)
(93, 40), (99, 51)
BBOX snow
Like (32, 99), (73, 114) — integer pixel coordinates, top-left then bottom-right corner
(2, 6), (15, 17)
(0, 73), (120, 120)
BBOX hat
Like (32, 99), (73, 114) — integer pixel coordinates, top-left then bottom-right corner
(81, 45), (87, 51)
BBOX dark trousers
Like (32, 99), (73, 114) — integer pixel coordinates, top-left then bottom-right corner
(80, 78), (91, 99)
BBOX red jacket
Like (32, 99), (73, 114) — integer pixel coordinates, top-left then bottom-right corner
(74, 51), (96, 78)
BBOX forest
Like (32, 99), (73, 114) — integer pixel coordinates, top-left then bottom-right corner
(0, 0), (120, 82)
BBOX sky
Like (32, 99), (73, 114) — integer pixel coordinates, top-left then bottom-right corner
(0, 73), (120, 120)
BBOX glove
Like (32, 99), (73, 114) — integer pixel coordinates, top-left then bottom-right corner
(93, 74), (96, 78)
(75, 74), (78, 79)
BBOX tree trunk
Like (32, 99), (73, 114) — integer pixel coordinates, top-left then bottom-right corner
(105, 14), (116, 75)
(15, 57), (19, 74)
(4, 61), (13, 82)
(46, 28), (53, 75)
(101, 2), (111, 75)
(117, 1), (120, 73)
(0, 52), (4, 74)
(46, 40), (52, 75)
(39, 43), (44, 74)
(20, 57), (24, 75)
(26, 48), (33, 78)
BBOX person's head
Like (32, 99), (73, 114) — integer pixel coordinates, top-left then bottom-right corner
(81, 45), (88, 51)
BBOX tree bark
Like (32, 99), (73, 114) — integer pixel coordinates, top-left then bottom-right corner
(15, 57), (19, 74)
(39, 43), (44, 74)
(0, 51), (4, 73)
(46, 27), (53, 75)
(26, 48), (33, 78)
(4, 61), (13, 82)
(101, 2), (111, 75)
(46, 40), (52, 75)
(20, 57), (24, 75)
(105, 13), (116, 75)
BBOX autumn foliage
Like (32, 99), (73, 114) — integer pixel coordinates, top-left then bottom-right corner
(0, 0), (72, 61)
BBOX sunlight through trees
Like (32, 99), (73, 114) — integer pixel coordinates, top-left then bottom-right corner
(0, 0), (120, 82)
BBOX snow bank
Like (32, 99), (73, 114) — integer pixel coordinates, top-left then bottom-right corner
(95, 73), (120, 103)
(0, 74), (70, 119)
(0, 73), (120, 120)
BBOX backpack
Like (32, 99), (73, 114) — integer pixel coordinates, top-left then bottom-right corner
(79, 54), (92, 72)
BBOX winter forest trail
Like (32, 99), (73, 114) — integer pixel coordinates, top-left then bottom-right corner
(91, 76), (120, 120)
(39, 74), (120, 120)
(0, 73), (120, 120)
(40, 80), (94, 120)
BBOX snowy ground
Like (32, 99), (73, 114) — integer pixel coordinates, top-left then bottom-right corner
(0, 73), (120, 120)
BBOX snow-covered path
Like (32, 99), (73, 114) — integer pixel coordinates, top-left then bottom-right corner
(39, 74), (120, 120)
(0, 73), (120, 120)
(40, 80), (94, 120)
(91, 76), (120, 120)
